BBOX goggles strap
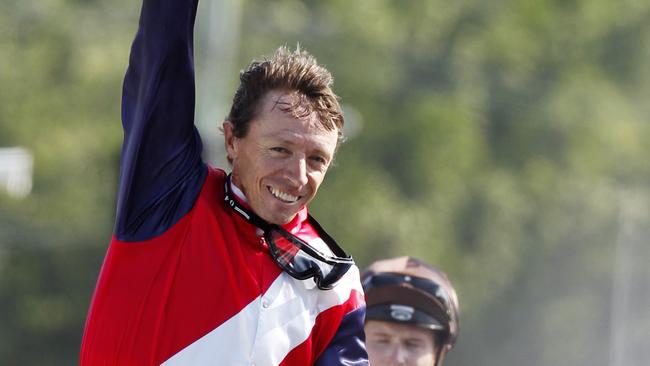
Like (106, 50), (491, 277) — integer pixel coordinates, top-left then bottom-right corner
(223, 174), (352, 290)
(223, 175), (271, 231)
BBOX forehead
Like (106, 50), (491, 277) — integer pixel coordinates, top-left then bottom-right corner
(366, 320), (435, 343)
(250, 91), (338, 145)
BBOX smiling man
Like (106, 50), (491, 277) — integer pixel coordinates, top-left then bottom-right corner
(223, 89), (339, 226)
(79, 0), (367, 365)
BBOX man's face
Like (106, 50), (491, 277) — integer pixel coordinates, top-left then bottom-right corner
(223, 90), (339, 225)
(365, 320), (438, 366)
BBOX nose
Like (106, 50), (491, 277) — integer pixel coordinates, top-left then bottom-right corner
(286, 155), (308, 187)
(388, 345), (407, 365)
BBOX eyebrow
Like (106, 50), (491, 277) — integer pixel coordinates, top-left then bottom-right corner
(368, 330), (392, 338)
(270, 135), (333, 160)
(405, 338), (425, 344)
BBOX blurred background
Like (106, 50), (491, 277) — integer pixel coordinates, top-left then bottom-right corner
(2, 0), (650, 365)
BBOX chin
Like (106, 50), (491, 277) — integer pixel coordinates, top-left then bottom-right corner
(268, 211), (297, 225)
(272, 215), (293, 225)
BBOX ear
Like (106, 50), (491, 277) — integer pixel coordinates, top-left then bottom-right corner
(222, 121), (238, 162)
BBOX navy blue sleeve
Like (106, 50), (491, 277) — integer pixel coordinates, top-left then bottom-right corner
(115, 0), (207, 241)
(315, 307), (369, 366)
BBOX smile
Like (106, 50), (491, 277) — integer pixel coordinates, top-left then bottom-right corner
(268, 186), (301, 203)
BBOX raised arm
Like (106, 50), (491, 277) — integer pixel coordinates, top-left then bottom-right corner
(115, 0), (207, 241)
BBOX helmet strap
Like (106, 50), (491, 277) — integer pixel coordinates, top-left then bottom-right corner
(433, 343), (451, 366)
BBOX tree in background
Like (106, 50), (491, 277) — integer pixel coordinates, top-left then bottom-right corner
(1, 0), (649, 365)
(237, 1), (650, 366)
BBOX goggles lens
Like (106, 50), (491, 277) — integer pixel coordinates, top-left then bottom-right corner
(224, 175), (353, 290)
(265, 227), (353, 290)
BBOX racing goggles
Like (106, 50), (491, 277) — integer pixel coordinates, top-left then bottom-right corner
(362, 272), (453, 320)
(224, 175), (353, 290)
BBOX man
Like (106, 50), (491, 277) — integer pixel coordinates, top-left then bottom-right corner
(80, 0), (367, 364)
(362, 257), (459, 366)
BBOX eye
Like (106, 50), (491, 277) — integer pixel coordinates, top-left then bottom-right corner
(309, 155), (328, 166)
(370, 337), (391, 345)
(405, 340), (424, 350)
(270, 146), (290, 154)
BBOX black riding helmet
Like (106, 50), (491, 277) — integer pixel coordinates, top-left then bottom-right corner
(362, 256), (459, 365)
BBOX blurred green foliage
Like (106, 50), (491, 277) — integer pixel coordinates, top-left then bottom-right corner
(1, 0), (649, 365)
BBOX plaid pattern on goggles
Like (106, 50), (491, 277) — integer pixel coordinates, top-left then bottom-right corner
(362, 272), (453, 320)
(224, 175), (353, 290)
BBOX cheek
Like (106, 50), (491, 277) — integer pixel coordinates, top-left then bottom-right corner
(366, 345), (384, 360)
(410, 344), (436, 361)
(308, 171), (326, 190)
(242, 150), (268, 173)
(414, 351), (436, 366)
(366, 340), (390, 356)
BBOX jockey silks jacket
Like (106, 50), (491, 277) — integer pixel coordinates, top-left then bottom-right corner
(79, 0), (368, 364)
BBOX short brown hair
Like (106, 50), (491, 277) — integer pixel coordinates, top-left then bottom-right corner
(226, 45), (344, 143)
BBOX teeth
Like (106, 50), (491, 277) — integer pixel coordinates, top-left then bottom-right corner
(270, 187), (299, 203)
